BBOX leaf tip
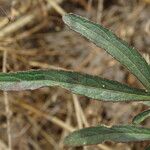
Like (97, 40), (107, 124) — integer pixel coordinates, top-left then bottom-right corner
(62, 13), (80, 29)
(62, 13), (72, 25)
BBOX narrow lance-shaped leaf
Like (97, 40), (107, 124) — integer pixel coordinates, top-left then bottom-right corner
(63, 13), (150, 89)
(132, 109), (150, 125)
(0, 69), (150, 102)
(145, 145), (150, 150)
(64, 125), (150, 146)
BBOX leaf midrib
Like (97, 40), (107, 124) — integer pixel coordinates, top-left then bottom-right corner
(77, 22), (149, 83)
(70, 18), (150, 88)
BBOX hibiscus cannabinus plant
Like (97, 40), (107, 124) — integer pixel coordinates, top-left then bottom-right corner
(0, 13), (150, 148)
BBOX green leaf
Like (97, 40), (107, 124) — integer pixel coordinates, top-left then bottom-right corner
(145, 145), (150, 150)
(63, 13), (150, 89)
(0, 69), (150, 101)
(64, 125), (150, 146)
(132, 109), (150, 125)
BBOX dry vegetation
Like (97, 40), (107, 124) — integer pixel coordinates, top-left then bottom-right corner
(0, 0), (150, 150)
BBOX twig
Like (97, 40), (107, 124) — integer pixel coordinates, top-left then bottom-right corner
(143, 53), (150, 65)
(0, 13), (34, 38)
(0, 18), (9, 29)
(0, 139), (9, 150)
(2, 49), (12, 150)
(96, 0), (103, 23)
(28, 117), (58, 150)
(72, 94), (83, 129)
(0, 0), (64, 38)
(72, 94), (89, 150)
(14, 100), (75, 132)
(46, 0), (66, 15)
(87, 0), (93, 18)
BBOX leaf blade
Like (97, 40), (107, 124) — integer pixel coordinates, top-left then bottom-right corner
(132, 109), (150, 125)
(63, 13), (150, 89)
(64, 125), (150, 146)
(0, 69), (150, 101)
(145, 145), (150, 150)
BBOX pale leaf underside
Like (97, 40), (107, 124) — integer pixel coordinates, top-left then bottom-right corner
(0, 69), (150, 102)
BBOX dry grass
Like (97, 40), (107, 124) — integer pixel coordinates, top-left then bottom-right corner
(0, 0), (150, 150)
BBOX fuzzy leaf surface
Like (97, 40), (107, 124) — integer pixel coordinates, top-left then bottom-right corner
(64, 125), (150, 146)
(0, 69), (150, 101)
(63, 13), (150, 89)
